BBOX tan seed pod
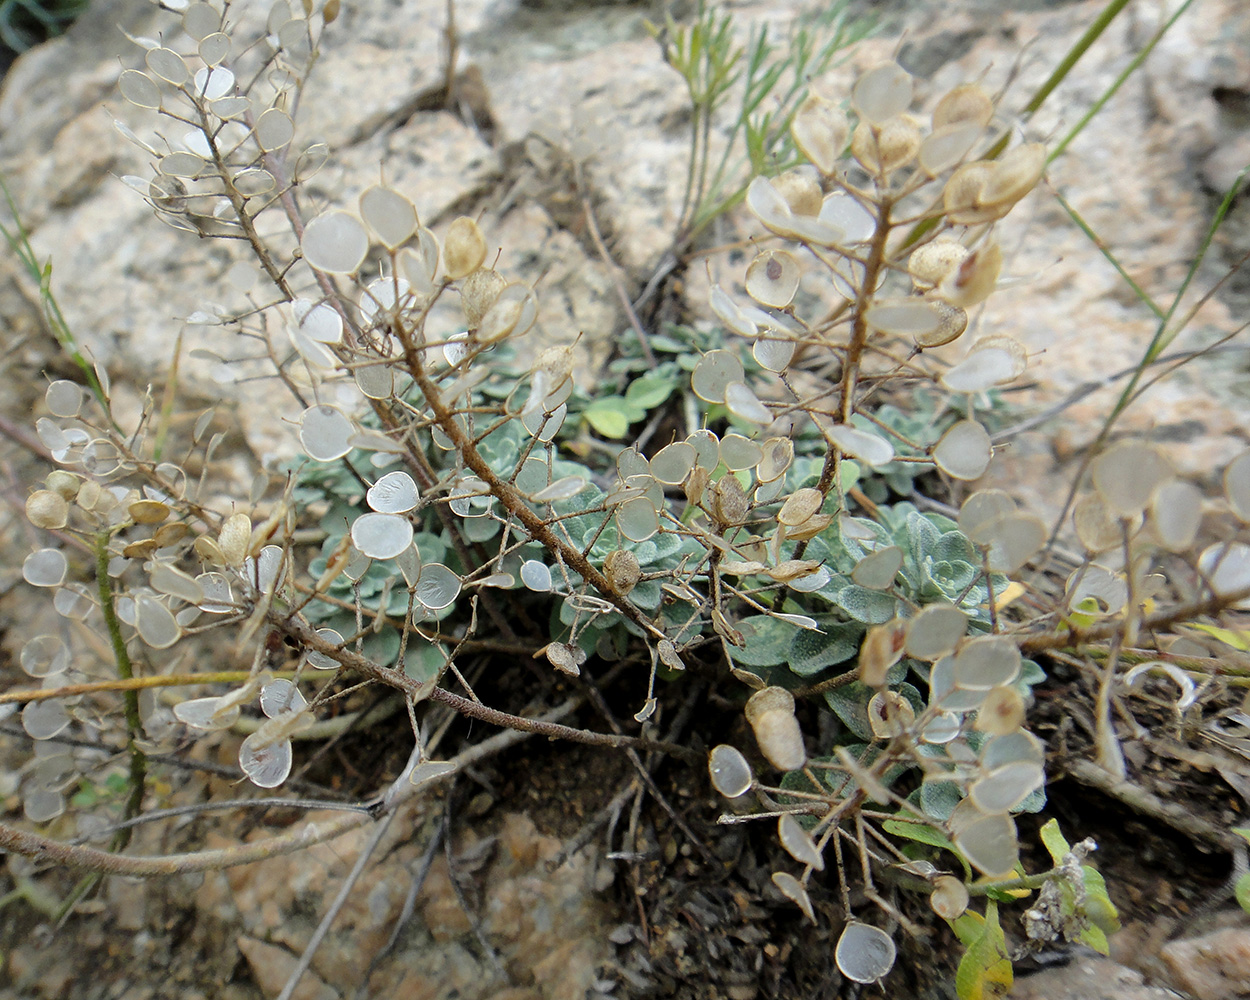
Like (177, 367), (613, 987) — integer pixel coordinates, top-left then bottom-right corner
(778, 487), (823, 527)
(322, 0), (340, 23)
(26, 490), (69, 530)
(153, 522), (191, 547)
(915, 301), (968, 348)
(975, 685), (1026, 735)
(785, 513), (833, 541)
(685, 465), (710, 508)
(942, 161), (1004, 225)
(443, 217), (487, 280)
(929, 875), (970, 920)
(123, 538), (159, 559)
(859, 619), (906, 687)
(194, 535), (226, 565)
(712, 474), (749, 528)
(129, 499), (171, 525)
(868, 690), (915, 739)
(937, 242), (1002, 308)
(76, 479), (103, 512)
(745, 686), (806, 771)
(851, 117), (921, 176)
(770, 169), (823, 217)
(932, 84), (993, 130)
(908, 240), (970, 290)
(603, 549), (641, 595)
(791, 95), (849, 176)
(981, 142), (1046, 209)
(460, 267), (507, 328)
(45, 470), (81, 501)
(218, 512), (252, 567)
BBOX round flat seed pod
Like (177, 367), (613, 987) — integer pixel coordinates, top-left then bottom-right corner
(302, 211), (368, 275)
(306, 628), (344, 669)
(23, 548), (67, 588)
(1091, 441), (1172, 518)
(530, 476), (586, 503)
(239, 732), (292, 788)
(20, 635), (69, 678)
(254, 107), (294, 151)
(120, 70), (162, 109)
(745, 250), (800, 308)
(852, 62), (913, 124)
(933, 420), (992, 480)
(791, 95), (847, 175)
(1197, 542), (1250, 606)
(708, 745), (752, 798)
(198, 31), (231, 65)
(950, 801), (1019, 876)
(835, 922), (897, 983)
(299, 405), (354, 462)
(1066, 564), (1127, 615)
(1225, 450), (1250, 522)
(827, 424), (894, 468)
(416, 562), (462, 610)
(367, 470), (419, 514)
(23, 699), (70, 741)
(1149, 480), (1202, 552)
(360, 184), (418, 249)
(519, 560), (552, 592)
(146, 46), (189, 84)
(778, 813), (824, 870)
(135, 595), (180, 648)
(851, 546), (903, 589)
(978, 512), (1046, 574)
(920, 121), (983, 175)
(952, 635), (1021, 690)
(720, 433), (763, 472)
(351, 512), (413, 560)
(819, 192), (875, 243)
(709, 284), (758, 337)
(651, 442), (696, 485)
(725, 381), (772, 425)
(905, 604), (967, 661)
(940, 337), (1024, 392)
(981, 730), (1045, 770)
(772, 872), (815, 923)
(930, 876), (970, 920)
(865, 297), (945, 338)
(692, 350), (745, 404)
(192, 66), (234, 100)
(260, 679), (307, 717)
(754, 332), (797, 372)
(292, 299), (343, 344)
(616, 496), (659, 542)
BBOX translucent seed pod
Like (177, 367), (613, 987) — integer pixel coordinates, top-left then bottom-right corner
(835, 922), (897, 983)
(708, 744), (753, 798)
(745, 686), (806, 772)
(745, 249), (800, 309)
(791, 95), (849, 175)
(852, 62), (913, 124)
(359, 184), (418, 250)
(443, 216), (487, 279)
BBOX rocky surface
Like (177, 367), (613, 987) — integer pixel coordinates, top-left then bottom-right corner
(1, 0), (1249, 998)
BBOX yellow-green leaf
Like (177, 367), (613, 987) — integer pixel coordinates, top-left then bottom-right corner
(955, 901), (1012, 1000)
(1185, 623), (1250, 651)
(1236, 871), (1250, 914)
(1039, 817), (1071, 865)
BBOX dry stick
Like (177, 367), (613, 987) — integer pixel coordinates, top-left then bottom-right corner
(0, 702), (573, 877)
(579, 188), (658, 370)
(276, 805), (399, 1000)
(282, 613), (699, 761)
(1063, 758), (1240, 852)
(391, 319), (670, 645)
